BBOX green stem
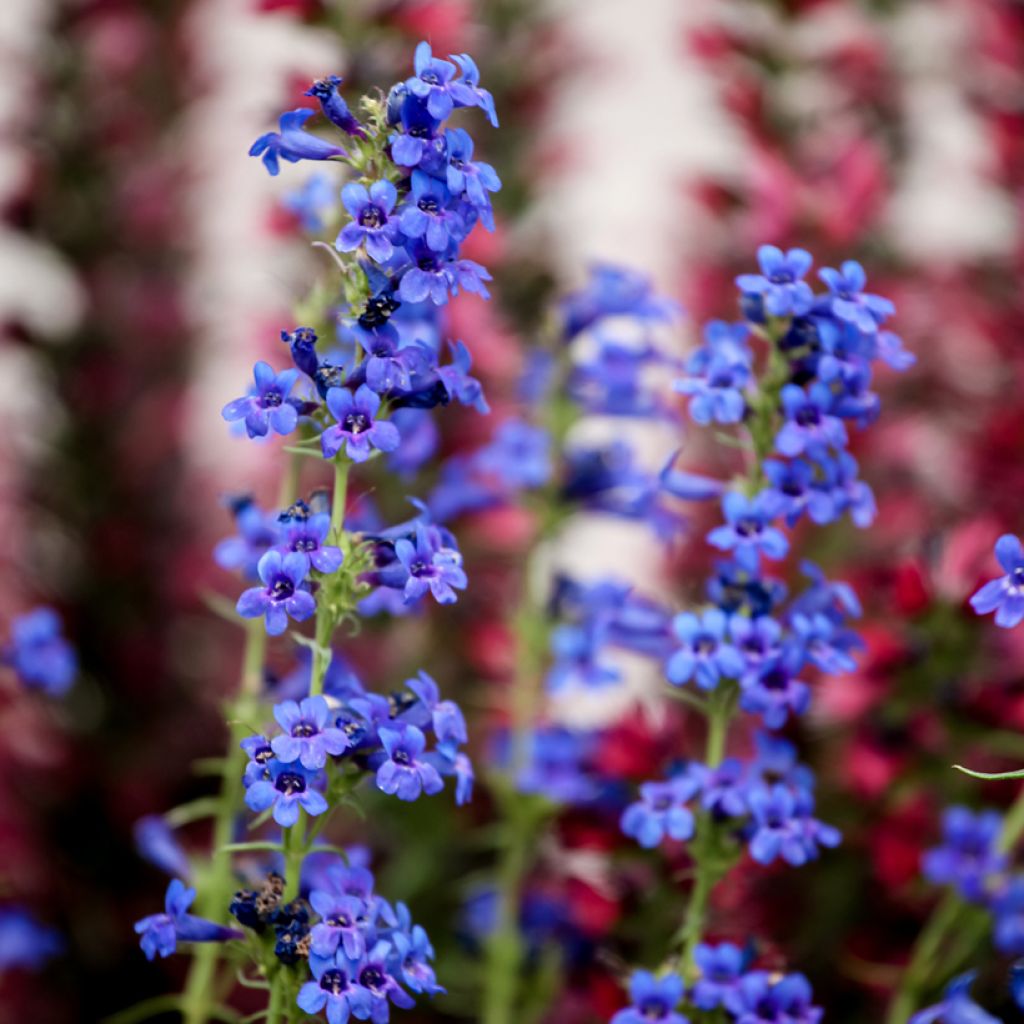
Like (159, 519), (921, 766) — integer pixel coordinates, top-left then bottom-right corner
(885, 783), (1024, 1023)
(678, 682), (736, 978)
(181, 622), (266, 1024)
(282, 813), (306, 903)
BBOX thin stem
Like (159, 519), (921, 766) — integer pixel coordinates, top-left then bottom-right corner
(282, 813), (307, 903)
(310, 457), (349, 700)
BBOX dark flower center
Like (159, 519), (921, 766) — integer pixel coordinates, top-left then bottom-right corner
(320, 968), (348, 995)
(652, 795), (673, 812)
(417, 254), (440, 271)
(360, 966), (386, 991)
(327, 914), (351, 928)
(254, 745), (273, 763)
(271, 577), (295, 601)
(795, 405), (821, 427)
(640, 999), (667, 1019)
(421, 71), (440, 85)
(392, 749), (412, 766)
(1013, 567), (1024, 587)
(418, 196), (440, 214)
(410, 558), (432, 577)
(360, 205), (384, 228)
(769, 271), (793, 284)
(293, 537), (318, 553)
(761, 668), (788, 690)
(262, 389), (283, 408)
(408, 125), (430, 139)
(694, 634), (717, 656)
(276, 772), (306, 796)
(343, 412), (371, 434)
(292, 721), (317, 738)
(735, 517), (762, 538)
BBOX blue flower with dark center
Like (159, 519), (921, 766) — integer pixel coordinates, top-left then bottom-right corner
(910, 972), (1003, 1024)
(729, 970), (823, 1024)
(789, 612), (860, 674)
(309, 890), (372, 960)
(321, 385), (401, 463)
(394, 523), (468, 605)
(666, 608), (744, 690)
(280, 325), (320, 378)
(283, 173), (336, 233)
(730, 615), (783, 678)
(3, 607), (76, 696)
(240, 734), (275, 785)
(922, 805), (1006, 904)
(133, 815), (190, 880)
(221, 362), (301, 439)
(451, 53), (499, 126)
(437, 340), (489, 413)
(214, 498), (281, 579)
(297, 949), (371, 1024)
(621, 773), (700, 849)
(775, 383), (847, 458)
(134, 880), (241, 961)
(398, 170), (464, 253)
(736, 245), (814, 317)
(445, 128), (501, 227)
(707, 492), (789, 572)
(739, 649), (810, 729)
(405, 41), (475, 121)
(358, 939), (417, 1017)
(390, 95), (445, 170)
(762, 458), (836, 527)
(397, 241), (492, 306)
(304, 76), (366, 137)
(818, 260), (895, 335)
(376, 724), (444, 801)
(280, 513), (343, 575)
(970, 534), (1024, 629)
(236, 550), (315, 636)
(611, 970), (688, 1024)
(271, 696), (349, 770)
(244, 758), (327, 827)
(336, 180), (399, 263)
(406, 671), (467, 744)
(675, 338), (751, 425)
(249, 109), (347, 176)
(692, 942), (746, 1011)
(561, 263), (679, 340)
(393, 920), (444, 995)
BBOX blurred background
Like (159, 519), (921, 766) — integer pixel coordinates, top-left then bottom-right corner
(1, 0), (1023, 1021)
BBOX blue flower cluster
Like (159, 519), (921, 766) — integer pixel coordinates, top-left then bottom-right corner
(921, 805), (1024, 959)
(228, 858), (442, 1022)
(621, 733), (838, 866)
(242, 669), (471, 825)
(612, 958), (822, 1024)
(1, 606), (76, 695)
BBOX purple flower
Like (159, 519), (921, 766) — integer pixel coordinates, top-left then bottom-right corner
(730, 971), (822, 1024)
(398, 170), (464, 252)
(707, 492), (789, 572)
(739, 652), (810, 729)
(398, 241), (491, 305)
(970, 534), (1024, 629)
(405, 41), (465, 121)
(692, 942), (746, 1011)
(309, 890), (372, 959)
(761, 458), (836, 527)
(271, 696), (349, 770)
(376, 724), (444, 801)
(393, 920), (443, 995)
(297, 949), (371, 1024)
(240, 734), (275, 785)
(451, 53), (499, 126)
(249, 109), (347, 177)
(666, 608), (744, 690)
(675, 332), (751, 425)
(304, 76), (366, 138)
(214, 499), (281, 579)
(910, 972), (1002, 1024)
(3, 607), (76, 696)
(993, 876), (1024, 955)
(445, 128), (501, 225)
(0, 908), (62, 971)
(390, 95), (444, 170)
(922, 806), (1006, 904)
(746, 784), (839, 867)
(244, 758), (328, 828)
(281, 513), (344, 575)
(134, 880), (241, 961)
(133, 816), (191, 881)
(698, 758), (749, 818)
(736, 245), (814, 317)
(818, 260), (895, 335)
(221, 362), (301, 439)
(321, 385), (401, 463)
(407, 671), (467, 744)
(236, 551), (315, 636)
(612, 970), (688, 1024)
(730, 615), (783, 675)
(621, 774), (699, 849)
(357, 940), (416, 1017)
(438, 339), (489, 413)
(385, 523), (467, 606)
(335, 180), (399, 263)
(775, 383), (847, 458)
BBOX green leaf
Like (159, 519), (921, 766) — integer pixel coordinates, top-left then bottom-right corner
(953, 764), (1024, 780)
(222, 840), (283, 854)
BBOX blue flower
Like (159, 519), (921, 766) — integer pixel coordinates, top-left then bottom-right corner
(249, 109), (347, 176)
(236, 551), (315, 636)
(281, 325), (320, 377)
(561, 263), (679, 340)
(308, 890), (372, 960)
(283, 173), (337, 233)
(376, 724), (444, 801)
(970, 534), (1024, 629)
(746, 783), (840, 867)
(336, 180), (399, 263)
(3, 607), (76, 695)
(397, 242), (492, 306)
(271, 696), (349, 770)
(297, 949), (371, 1024)
(730, 615), (783, 675)
(394, 523), (468, 605)
(691, 942), (746, 1011)
(398, 170), (464, 252)
(993, 876), (1024, 954)
(280, 513), (344, 575)
(133, 815), (191, 880)
(393, 920), (444, 995)
(0, 907), (63, 971)
(666, 608), (744, 690)
(675, 325), (752, 425)
(134, 880), (241, 960)
(697, 758), (749, 818)
(707, 492), (789, 572)
(444, 128), (501, 226)
(729, 971), (822, 1024)
(214, 499), (281, 579)
(761, 458), (836, 527)
(244, 758), (328, 827)
(304, 76), (365, 137)
(450, 53), (499, 126)
(621, 774), (699, 849)
(405, 41), (464, 121)
(321, 385), (401, 463)
(437, 339), (489, 413)
(736, 245), (814, 317)
(818, 260), (895, 335)
(774, 383), (847, 457)
(406, 671), (467, 744)
(475, 420), (551, 489)
(739, 651), (810, 729)
(910, 972), (1003, 1024)
(356, 939), (416, 1017)
(390, 95), (444, 170)
(612, 970), (688, 1024)
(221, 362), (301, 438)
(240, 734), (275, 785)
(922, 806), (1006, 904)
